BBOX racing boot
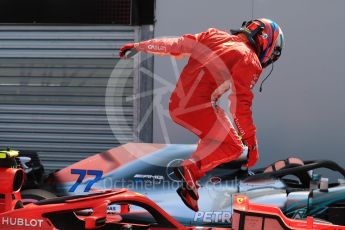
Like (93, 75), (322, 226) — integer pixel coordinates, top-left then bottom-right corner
(176, 186), (199, 212)
(174, 159), (202, 200)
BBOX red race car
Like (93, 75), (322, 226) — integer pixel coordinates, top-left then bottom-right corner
(0, 150), (230, 230)
(232, 194), (345, 230)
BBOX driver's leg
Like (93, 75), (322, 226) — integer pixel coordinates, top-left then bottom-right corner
(169, 79), (244, 204)
(170, 93), (244, 176)
(192, 105), (244, 174)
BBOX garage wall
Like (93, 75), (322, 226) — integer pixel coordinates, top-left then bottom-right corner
(153, 0), (345, 167)
(0, 25), (137, 170)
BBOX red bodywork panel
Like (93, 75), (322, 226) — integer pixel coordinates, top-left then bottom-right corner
(0, 188), (181, 229)
(232, 195), (345, 230)
(0, 168), (230, 229)
(0, 168), (24, 213)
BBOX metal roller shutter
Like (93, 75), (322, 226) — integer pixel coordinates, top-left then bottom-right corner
(0, 25), (138, 171)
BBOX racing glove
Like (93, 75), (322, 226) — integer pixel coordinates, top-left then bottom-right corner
(119, 43), (138, 59)
(242, 135), (259, 168)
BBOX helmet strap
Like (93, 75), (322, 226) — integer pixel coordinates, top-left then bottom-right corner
(231, 20), (265, 55)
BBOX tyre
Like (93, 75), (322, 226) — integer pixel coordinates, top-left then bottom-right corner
(21, 189), (57, 204)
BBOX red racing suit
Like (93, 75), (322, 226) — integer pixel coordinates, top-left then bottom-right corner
(135, 28), (262, 176)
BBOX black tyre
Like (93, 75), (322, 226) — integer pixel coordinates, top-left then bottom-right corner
(21, 189), (57, 204)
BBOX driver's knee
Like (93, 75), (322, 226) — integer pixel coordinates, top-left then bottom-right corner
(220, 141), (244, 159)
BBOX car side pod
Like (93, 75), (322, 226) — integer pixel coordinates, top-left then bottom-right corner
(0, 168), (25, 213)
(232, 195), (345, 230)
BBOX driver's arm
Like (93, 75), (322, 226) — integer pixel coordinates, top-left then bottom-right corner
(229, 57), (262, 166)
(134, 31), (210, 57)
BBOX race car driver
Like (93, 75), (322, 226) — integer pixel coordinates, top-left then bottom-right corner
(119, 18), (284, 211)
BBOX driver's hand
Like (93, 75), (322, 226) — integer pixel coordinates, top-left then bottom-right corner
(242, 135), (259, 168)
(119, 43), (137, 59)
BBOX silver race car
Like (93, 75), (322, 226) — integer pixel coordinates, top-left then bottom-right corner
(27, 143), (345, 227)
